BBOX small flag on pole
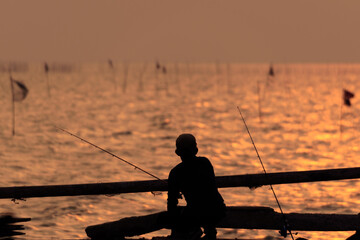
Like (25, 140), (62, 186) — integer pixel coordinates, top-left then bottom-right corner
(44, 62), (51, 97)
(10, 76), (29, 135)
(44, 62), (49, 73)
(268, 64), (274, 77)
(343, 89), (354, 107)
(108, 59), (114, 69)
(156, 61), (161, 70)
(11, 77), (28, 102)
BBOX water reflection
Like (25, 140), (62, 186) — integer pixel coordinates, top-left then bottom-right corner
(0, 63), (360, 239)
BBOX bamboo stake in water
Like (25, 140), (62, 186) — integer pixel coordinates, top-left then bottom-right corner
(174, 63), (181, 93)
(162, 65), (169, 95)
(215, 61), (221, 94)
(137, 63), (147, 92)
(108, 59), (117, 93)
(226, 63), (232, 94)
(257, 81), (263, 123)
(9, 75), (15, 136)
(122, 62), (129, 93)
(155, 61), (160, 92)
(44, 62), (51, 97)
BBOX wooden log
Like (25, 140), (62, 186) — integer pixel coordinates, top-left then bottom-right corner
(221, 207), (360, 231)
(86, 210), (163, 239)
(85, 206), (360, 239)
(1, 167), (360, 199)
(125, 238), (281, 240)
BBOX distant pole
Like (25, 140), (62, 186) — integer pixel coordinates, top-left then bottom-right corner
(257, 80), (263, 123)
(263, 64), (275, 100)
(155, 61), (160, 92)
(215, 61), (221, 93)
(175, 63), (181, 92)
(122, 62), (129, 93)
(137, 63), (147, 92)
(226, 63), (232, 94)
(340, 89), (355, 138)
(340, 89), (344, 135)
(186, 62), (192, 90)
(108, 59), (114, 69)
(108, 59), (117, 92)
(44, 62), (51, 97)
(9, 74), (15, 136)
(162, 66), (169, 94)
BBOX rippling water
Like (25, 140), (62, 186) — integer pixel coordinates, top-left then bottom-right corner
(1, 63), (360, 239)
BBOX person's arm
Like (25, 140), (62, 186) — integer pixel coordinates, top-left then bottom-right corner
(203, 157), (216, 181)
(167, 169), (179, 213)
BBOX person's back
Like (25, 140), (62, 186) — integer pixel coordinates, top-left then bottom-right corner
(167, 134), (226, 240)
(168, 156), (224, 214)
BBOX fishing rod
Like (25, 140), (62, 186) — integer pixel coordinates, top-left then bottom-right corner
(236, 106), (295, 240)
(55, 126), (164, 182)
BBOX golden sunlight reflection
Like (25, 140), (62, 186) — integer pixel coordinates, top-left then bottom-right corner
(1, 63), (360, 240)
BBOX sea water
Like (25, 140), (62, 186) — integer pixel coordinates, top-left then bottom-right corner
(1, 62), (360, 240)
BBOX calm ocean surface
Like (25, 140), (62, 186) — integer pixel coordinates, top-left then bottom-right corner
(1, 62), (360, 239)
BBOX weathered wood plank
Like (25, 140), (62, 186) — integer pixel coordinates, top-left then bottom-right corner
(221, 207), (360, 231)
(126, 238), (277, 240)
(85, 206), (360, 239)
(1, 167), (360, 199)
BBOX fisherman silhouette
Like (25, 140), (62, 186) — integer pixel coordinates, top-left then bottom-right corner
(166, 133), (226, 240)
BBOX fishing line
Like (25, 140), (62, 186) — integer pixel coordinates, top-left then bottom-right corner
(237, 106), (295, 240)
(55, 126), (165, 183)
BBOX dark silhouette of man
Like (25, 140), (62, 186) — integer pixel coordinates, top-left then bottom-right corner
(167, 133), (226, 240)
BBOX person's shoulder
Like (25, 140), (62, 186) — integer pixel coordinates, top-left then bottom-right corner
(196, 156), (212, 165)
(169, 162), (183, 175)
(196, 156), (210, 161)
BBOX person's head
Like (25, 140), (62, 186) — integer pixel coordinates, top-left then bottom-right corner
(175, 133), (198, 160)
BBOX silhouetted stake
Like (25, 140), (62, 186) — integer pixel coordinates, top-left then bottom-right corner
(154, 61), (160, 92)
(340, 89), (354, 136)
(122, 62), (129, 93)
(156, 61), (161, 70)
(340, 91), (344, 136)
(268, 64), (275, 77)
(263, 63), (275, 100)
(44, 62), (49, 73)
(44, 62), (51, 97)
(108, 59), (117, 92)
(215, 61), (222, 93)
(9, 73), (29, 136)
(257, 81), (263, 123)
(226, 63), (232, 94)
(174, 63), (181, 92)
(137, 63), (147, 92)
(10, 75), (15, 136)
(2, 167), (360, 199)
(108, 59), (114, 69)
(161, 65), (169, 94)
(186, 62), (192, 89)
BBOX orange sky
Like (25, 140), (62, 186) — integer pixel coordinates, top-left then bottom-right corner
(0, 0), (360, 62)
